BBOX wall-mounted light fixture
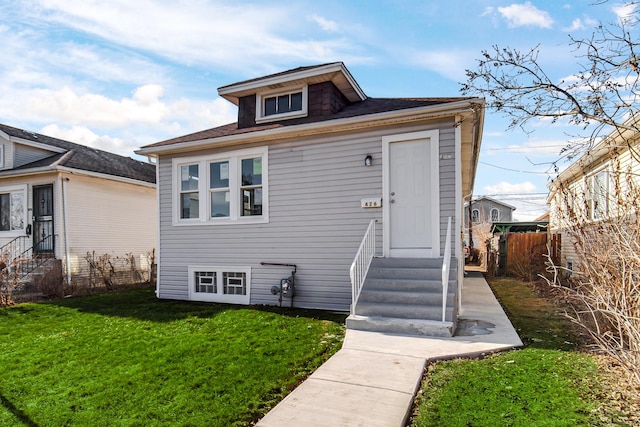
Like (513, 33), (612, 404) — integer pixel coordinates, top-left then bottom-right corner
(364, 155), (373, 166)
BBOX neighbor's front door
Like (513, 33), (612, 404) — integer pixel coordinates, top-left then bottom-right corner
(33, 184), (54, 254)
(384, 130), (440, 258)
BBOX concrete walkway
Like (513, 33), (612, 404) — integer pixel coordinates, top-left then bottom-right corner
(256, 272), (523, 427)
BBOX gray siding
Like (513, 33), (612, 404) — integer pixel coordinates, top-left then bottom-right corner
(14, 143), (56, 168)
(0, 139), (14, 170)
(157, 118), (458, 311)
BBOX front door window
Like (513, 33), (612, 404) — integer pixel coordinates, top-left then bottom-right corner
(33, 185), (54, 254)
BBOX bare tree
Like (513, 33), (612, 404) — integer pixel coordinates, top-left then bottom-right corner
(462, 3), (639, 163)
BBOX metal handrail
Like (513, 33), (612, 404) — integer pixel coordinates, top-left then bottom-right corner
(0, 235), (30, 263)
(8, 234), (56, 278)
(349, 219), (377, 315)
(441, 217), (452, 322)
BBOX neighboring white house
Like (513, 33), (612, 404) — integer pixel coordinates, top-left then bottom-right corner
(137, 62), (484, 335)
(0, 123), (157, 284)
(548, 119), (640, 275)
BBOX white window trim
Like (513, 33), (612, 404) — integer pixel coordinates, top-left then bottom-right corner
(188, 265), (251, 304)
(0, 145), (4, 168)
(584, 166), (611, 221)
(0, 184), (28, 236)
(490, 208), (499, 222)
(172, 146), (268, 226)
(255, 86), (308, 124)
(471, 208), (480, 223)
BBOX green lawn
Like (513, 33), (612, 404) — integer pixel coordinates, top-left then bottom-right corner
(0, 288), (346, 426)
(411, 278), (603, 427)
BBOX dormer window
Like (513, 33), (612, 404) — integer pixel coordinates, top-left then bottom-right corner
(256, 86), (308, 123)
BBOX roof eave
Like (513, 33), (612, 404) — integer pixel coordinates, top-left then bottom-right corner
(136, 98), (485, 156)
(0, 165), (155, 187)
(218, 62), (367, 105)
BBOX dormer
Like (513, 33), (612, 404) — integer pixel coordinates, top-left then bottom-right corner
(218, 62), (367, 129)
(0, 125), (68, 171)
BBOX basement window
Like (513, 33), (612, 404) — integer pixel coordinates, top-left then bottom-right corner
(188, 266), (251, 304)
(256, 87), (308, 123)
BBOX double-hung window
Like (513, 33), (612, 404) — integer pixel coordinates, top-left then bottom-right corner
(0, 185), (27, 233)
(174, 147), (268, 224)
(588, 170), (609, 220)
(209, 160), (230, 218)
(471, 209), (479, 223)
(240, 157), (262, 216)
(179, 164), (200, 220)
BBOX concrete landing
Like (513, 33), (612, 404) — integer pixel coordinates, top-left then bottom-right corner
(256, 272), (522, 427)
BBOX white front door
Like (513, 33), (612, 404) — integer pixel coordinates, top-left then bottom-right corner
(383, 130), (440, 258)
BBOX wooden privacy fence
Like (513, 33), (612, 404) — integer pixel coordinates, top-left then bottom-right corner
(498, 232), (549, 277)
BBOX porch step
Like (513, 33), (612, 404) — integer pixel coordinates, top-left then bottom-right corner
(345, 315), (455, 337)
(348, 257), (459, 337)
(357, 289), (455, 307)
(363, 278), (451, 292)
(354, 302), (454, 321)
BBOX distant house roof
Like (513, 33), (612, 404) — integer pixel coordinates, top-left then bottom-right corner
(465, 196), (516, 211)
(0, 123), (155, 184)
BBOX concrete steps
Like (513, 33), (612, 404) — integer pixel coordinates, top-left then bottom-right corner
(346, 257), (458, 337)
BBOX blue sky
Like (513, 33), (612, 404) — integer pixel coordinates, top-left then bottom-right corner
(0, 0), (635, 220)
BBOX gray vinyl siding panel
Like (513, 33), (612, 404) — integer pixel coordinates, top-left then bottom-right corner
(157, 118), (458, 311)
(14, 143), (56, 168)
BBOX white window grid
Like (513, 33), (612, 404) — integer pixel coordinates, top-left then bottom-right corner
(188, 266), (251, 304)
(173, 147), (268, 225)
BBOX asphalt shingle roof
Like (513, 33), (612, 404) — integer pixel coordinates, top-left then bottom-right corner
(144, 97), (471, 149)
(0, 123), (156, 184)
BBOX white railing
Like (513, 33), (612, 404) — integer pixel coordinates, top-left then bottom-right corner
(441, 217), (452, 322)
(349, 219), (377, 315)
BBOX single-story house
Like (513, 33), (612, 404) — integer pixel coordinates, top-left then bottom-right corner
(137, 62), (484, 336)
(0, 123), (157, 285)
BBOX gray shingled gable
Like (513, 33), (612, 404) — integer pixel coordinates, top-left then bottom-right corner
(0, 123), (155, 183)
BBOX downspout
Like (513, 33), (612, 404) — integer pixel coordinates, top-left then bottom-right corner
(455, 113), (467, 317)
(60, 175), (71, 285)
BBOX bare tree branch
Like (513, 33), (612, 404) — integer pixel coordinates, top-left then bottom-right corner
(462, 7), (640, 161)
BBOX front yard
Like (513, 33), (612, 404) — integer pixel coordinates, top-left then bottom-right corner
(0, 288), (345, 426)
(410, 277), (640, 426)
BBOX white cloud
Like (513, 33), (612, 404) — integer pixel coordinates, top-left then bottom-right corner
(409, 49), (471, 82)
(309, 14), (339, 32)
(562, 16), (599, 32)
(484, 181), (537, 194)
(40, 124), (137, 156)
(612, 3), (637, 24)
(497, 2), (554, 29)
(22, 85), (168, 128)
(23, 0), (361, 72)
(481, 7), (495, 17)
